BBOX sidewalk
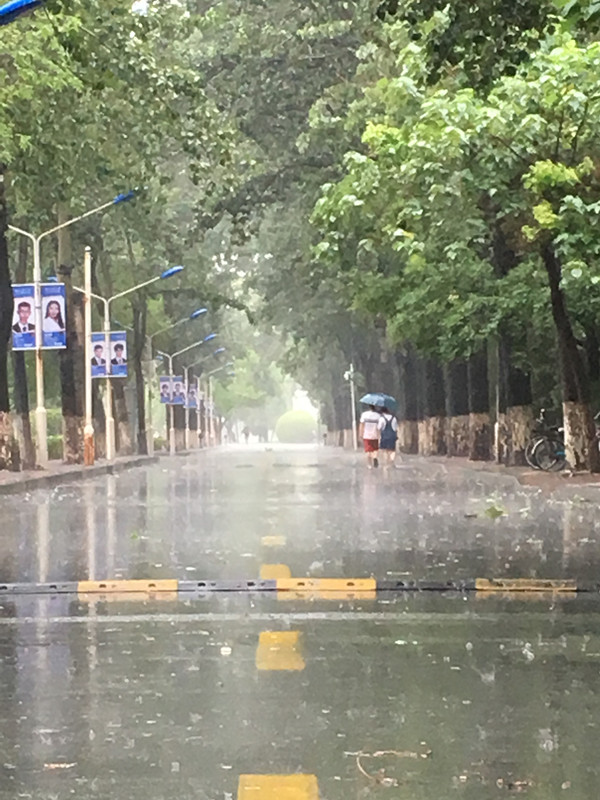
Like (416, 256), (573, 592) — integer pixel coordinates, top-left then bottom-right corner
(0, 454), (159, 495)
(400, 453), (600, 498)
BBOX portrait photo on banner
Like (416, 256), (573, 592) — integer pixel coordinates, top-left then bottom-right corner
(159, 376), (172, 404)
(41, 283), (67, 349)
(186, 381), (198, 409)
(11, 284), (36, 351)
(110, 332), (128, 377)
(171, 376), (186, 405)
(91, 333), (108, 378)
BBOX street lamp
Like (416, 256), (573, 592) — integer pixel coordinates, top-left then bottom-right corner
(0, 0), (43, 24)
(343, 363), (358, 451)
(145, 307), (208, 454)
(8, 190), (137, 467)
(157, 333), (218, 456)
(75, 263), (184, 463)
(184, 347), (227, 449)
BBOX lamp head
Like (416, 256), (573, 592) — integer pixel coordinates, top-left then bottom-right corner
(203, 333), (217, 342)
(190, 308), (208, 319)
(160, 265), (184, 279)
(213, 347), (226, 355)
(0, 0), (44, 26)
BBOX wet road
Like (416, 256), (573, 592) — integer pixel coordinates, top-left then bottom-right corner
(0, 445), (599, 798)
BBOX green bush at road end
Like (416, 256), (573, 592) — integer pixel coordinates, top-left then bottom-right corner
(274, 411), (317, 443)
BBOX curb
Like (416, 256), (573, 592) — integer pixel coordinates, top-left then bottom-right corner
(0, 455), (159, 496)
(0, 576), (593, 598)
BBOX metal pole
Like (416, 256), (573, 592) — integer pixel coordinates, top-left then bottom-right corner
(184, 365), (190, 451)
(104, 302), (115, 461)
(350, 363), (358, 452)
(33, 237), (48, 467)
(168, 355), (175, 456)
(83, 247), (94, 466)
(209, 375), (214, 446)
(145, 336), (154, 456)
(195, 373), (201, 447)
(204, 379), (209, 448)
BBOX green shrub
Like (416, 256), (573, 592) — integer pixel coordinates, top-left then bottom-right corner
(46, 408), (63, 437)
(274, 410), (316, 443)
(47, 435), (63, 461)
(154, 436), (168, 452)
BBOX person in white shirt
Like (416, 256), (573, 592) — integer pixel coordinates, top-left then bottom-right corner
(377, 406), (398, 467)
(359, 405), (381, 468)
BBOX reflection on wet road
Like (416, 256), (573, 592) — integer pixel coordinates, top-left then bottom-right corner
(2, 445), (600, 584)
(1, 446), (600, 798)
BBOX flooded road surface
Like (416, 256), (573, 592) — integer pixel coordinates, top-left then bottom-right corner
(1, 446), (599, 798)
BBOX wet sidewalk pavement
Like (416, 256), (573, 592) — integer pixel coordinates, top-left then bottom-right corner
(0, 445), (599, 799)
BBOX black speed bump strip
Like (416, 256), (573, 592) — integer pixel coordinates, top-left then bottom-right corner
(0, 577), (592, 597)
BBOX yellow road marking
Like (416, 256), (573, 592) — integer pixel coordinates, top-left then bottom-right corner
(475, 578), (577, 593)
(277, 578), (376, 593)
(260, 564), (292, 580)
(238, 774), (319, 799)
(261, 536), (287, 547)
(77, 579), (178, 594)
(256, 631), (305, 671)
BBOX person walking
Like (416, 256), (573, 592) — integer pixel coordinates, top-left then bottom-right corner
(377, 406), (398, 468)
(359, 404), (381, 468)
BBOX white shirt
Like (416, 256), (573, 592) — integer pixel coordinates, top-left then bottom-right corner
(378, 413), (398, 433)
(360, 410), (381, 440)
(43, 318), (63, 332)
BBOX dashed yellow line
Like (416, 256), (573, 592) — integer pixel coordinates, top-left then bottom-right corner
(238, 774), (319, 799)
(255, 631), (305, 671)
(260, 564), (292, 580)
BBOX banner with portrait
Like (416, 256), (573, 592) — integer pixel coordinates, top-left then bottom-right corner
(186, 381), (198, 409)
(41, 283), (67, 349)
(91, 332), (108, 378)
(109, 331), (128, 377)
(171, 376), (185, 405)
(11, 284), (36, 351)
(159, 376), (172, 404)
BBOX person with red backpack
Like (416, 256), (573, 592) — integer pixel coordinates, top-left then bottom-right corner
(377, 406), (398, 467)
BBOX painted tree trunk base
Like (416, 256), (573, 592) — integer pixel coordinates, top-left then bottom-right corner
(117, 421), (133, 456)
(469, 412), (492, 461)
(13, 412), (35, 470)
(418, 416), (446, 456)
(497, 405), (534, 466)
(398, 420), (418, 454)
(563, 401), (600, 472)
(62, 415), (83, 464)
(0, 412), (19, 471)
(446, 414), (470, 457)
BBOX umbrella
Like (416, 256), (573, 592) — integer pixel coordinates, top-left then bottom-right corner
(359, 392), (397, 411)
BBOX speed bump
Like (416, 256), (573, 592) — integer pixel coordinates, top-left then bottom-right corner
(238, 774), (319, 799)
(77, 579), (178, 594)
(475, 578), (578, 593)
(276, 578), (376, 593)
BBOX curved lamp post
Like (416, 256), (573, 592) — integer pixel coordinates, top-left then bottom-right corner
(75, 264), (184, 464)
(157, 333), (218, 456)
(204, 362), (234, 447)
(184, 347), (227, 449)
(9, 190), (137, 467)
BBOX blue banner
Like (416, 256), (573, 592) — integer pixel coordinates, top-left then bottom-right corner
(11, 284), (36, 351)
(186, 381), (198, 409)
(159, 376), (172, 404)
(109, 332), (128, 377)
(41, 283), (67, 349)
(91, 332), (108, 378)
(171, 376), (185, 405)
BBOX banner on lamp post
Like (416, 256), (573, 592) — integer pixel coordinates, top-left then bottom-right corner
(186, 381), (198, 408)
(109, 331), (128, 377)
(159, 376), (172, 403)
(171, 376), (185, 405)
(41, 283), (67, 349)
(91, 332), (108, 378)
(11, 284), (36, 351)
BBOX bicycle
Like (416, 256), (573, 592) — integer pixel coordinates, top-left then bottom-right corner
(525, 409), (566, 472)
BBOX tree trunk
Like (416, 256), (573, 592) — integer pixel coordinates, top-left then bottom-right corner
(57, 211), (84, 464)
(0, 167), (18, 470)
(418, 358), (446, 456)
(11, 236), (34, 469)
(496, 336), (534, 466)
(468, 349), (492, 460)
(132, 298), (148, 455)
(444, 359), (469, 456)
(396, 346), (419, 454)
(112, 379), (132, 455)
(542, 243), (599, 471)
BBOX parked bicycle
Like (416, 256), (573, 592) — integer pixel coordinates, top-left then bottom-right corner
(525, 409), (566, 472)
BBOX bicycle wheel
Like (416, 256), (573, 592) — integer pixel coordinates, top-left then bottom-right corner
(525, 437), (543, 470)
(532, 436), (566, 472)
